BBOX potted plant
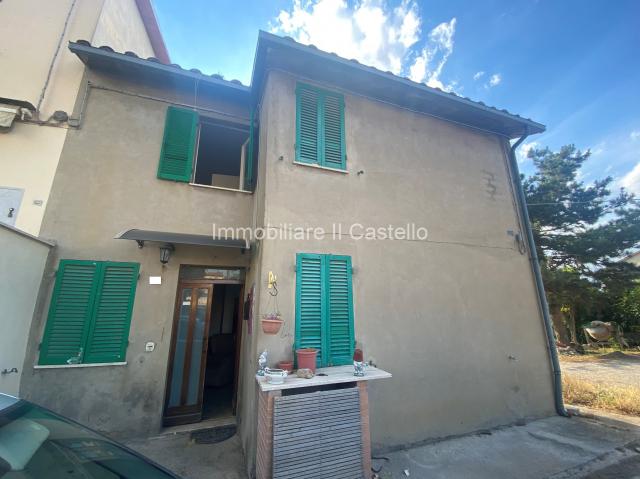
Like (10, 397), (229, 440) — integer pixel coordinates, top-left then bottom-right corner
(296, 348), (318, 372)
(277, 360), (294, 373)
(261, 312), (283, 334)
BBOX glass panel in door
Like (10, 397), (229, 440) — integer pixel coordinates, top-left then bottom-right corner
(186, 288), (209, 405)
(164, 284), (212, 424)
(168, 287), (192, 408)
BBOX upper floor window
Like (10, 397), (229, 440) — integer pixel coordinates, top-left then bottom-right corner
(157, 106), (256, 191)
(295, 83), (346, 171)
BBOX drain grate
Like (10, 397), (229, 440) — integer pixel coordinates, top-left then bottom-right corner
(191, 424), (237, 444)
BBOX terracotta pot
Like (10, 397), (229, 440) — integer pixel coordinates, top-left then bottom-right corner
(296, 348), (318, 373)
(278, 361), (294, 373)
(261, 319), (283, 334)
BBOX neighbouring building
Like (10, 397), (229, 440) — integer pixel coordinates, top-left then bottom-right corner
(0, 0), (166, 401)
(19, 31), (558, 478)
(0, 0), (168, 235)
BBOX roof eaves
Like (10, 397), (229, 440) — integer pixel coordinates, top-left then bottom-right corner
(255, 30), (545, 135)
(69, 41), (249, 93)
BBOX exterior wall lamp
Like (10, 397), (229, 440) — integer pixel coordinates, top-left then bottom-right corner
(159, 244), (174, 264)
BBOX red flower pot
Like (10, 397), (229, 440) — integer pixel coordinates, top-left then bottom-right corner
(261, 319), (283, 334)
(296, 348), (318, 373)
(278, 361), (293, 373)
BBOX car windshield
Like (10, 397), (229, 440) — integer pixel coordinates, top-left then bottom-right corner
(0, 397), (177, 479)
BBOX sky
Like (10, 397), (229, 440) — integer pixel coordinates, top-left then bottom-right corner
(154, 0), (640, 193)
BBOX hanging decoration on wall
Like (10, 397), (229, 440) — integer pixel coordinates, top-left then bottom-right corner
(262, 273), (283, 334)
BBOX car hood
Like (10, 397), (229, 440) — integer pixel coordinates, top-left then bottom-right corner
(0, 393), (20, 412)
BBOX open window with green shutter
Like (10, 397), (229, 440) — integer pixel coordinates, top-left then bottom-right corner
(39, 260), (140, 366)
(295, 83), (346, 170)
(157, 105), (258, 191)
(295, 253), (355, 367)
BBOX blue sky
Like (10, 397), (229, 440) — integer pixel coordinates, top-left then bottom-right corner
(154, 0), (640, 192)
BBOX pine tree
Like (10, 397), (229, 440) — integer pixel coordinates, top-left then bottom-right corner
(522, 145), (640, 343)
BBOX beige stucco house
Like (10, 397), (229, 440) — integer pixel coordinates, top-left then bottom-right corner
(0, 0), (168, 235)
(19, 31), (565, 478)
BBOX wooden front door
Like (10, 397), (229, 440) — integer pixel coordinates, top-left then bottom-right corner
(163, 281), (213, 426)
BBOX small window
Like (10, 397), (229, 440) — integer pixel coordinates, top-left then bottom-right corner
(295, 83), (346, 170)
(194, 118), (249, 189)
(295, 253), (354, 367)
(157, 106), (257, 191)
(39, 260), (139, 365)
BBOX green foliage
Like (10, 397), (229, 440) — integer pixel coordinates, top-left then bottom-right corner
(522, 144), (640, 338)
(611, 286), (640, 330)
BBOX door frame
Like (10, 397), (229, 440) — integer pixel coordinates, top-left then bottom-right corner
(232, 285), (244, 414)
(162, 276), (245, 426)
(163, 280), (214, 426)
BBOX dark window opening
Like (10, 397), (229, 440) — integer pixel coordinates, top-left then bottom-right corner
(193, 119), (249, 190)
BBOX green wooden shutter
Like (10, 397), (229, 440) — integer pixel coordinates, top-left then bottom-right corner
(244, 109), (255, 191)
(295, 253), (355, 368)
(84, 262), (139, 364)
(39, 260), (100, 365)
(295, 253), (326, 367)
(325, 255), (354, 366)
(321, 92), (346, 170)
(157, 106), (198, 182)
(295, 85), (320, 165)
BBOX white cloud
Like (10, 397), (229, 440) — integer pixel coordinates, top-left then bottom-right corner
(473, 71), (485, 81)
(621, 161), (640, 194)
(408, 18), (457, 91)
(272, 0), (422, 76)
(631, 130), (640, 141)
(272, 1), (459, 92)
(488, 73), (501, 87)
(517, 141), (538, 164)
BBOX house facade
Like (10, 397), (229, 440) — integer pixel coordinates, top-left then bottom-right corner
(20, 32), (557, 477)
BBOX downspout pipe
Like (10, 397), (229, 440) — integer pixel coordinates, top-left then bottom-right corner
(508, 129), (569, 417)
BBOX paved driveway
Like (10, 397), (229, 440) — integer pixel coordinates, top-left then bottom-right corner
(561, 354), (640, 388)
(125, 432), (246, 479)
(123, 413), (640, 479)
(378, 413), (640, 479)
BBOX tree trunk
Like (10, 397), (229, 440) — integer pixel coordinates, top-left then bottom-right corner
(551, 304), (570, 345)
(568, 308), (578, 344)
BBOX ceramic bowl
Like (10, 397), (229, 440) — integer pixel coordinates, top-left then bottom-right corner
(265, 368), (288, 384)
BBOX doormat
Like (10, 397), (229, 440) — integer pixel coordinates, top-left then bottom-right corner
(191, 424), (237, 444)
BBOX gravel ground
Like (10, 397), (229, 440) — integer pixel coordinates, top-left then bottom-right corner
(561, 354), (640, 388)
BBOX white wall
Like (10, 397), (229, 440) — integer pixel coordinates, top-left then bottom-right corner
(0, 225), (52, 396)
